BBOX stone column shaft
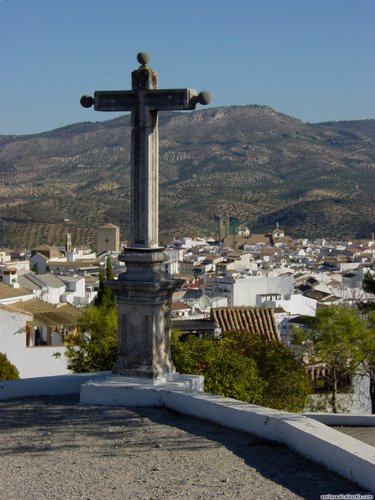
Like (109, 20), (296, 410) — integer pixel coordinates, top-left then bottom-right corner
(131, 67), (160, 249)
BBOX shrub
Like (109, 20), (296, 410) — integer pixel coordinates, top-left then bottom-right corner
(172, 331), (311, 412)
(63, 304), (118, 373)
(0, 353), (20, 380)
(172, 333), (265, 404)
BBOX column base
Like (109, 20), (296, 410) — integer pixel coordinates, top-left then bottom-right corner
(105, 246), (184, 380)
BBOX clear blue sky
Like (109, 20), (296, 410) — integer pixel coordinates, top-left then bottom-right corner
(1, 0), (374, 135)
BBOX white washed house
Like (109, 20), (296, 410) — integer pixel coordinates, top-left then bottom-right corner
(204, 273), (294, 307)
(0, 306), (69, 378)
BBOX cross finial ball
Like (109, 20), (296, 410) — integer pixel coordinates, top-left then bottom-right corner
(137, 52), (150, 66)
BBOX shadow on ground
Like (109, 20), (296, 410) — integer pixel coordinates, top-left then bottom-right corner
(0, 394), (368, 499)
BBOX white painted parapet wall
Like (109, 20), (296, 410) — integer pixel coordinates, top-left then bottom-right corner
(1, 373), (374, 493)
(0, 372), (110, 400)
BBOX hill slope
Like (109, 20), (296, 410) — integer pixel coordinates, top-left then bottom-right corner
(1, 105), (374, 249)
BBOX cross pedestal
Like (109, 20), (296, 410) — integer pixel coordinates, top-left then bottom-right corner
(110, 251), (181, 378)
(80, 53), (210, 391)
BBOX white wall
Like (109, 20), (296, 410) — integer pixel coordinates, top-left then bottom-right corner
(233, 253), (252, 272)
(207, 296), (228, 308)
(44, 286), (65, 304)
(10, 345), (70, 378)
(260, 294), (317, 317)
(233, 275), (294, 306)
(0, 252), (11, 263)
(61, 277), (86, 305)
(29, 253), (48, 273)
(0, 309), (70, 378)
(0, 372), (110, 400)
(0, 308), (29, 353)
(205, 275), (294, 307)
(165, 248), (182, 275)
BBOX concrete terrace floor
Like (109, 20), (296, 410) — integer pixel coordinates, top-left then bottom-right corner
(332, 426), (375, 447)
(0, 395), (369, 500)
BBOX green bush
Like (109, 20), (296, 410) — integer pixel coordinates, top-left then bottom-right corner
(172, 333), (265, 403)
(0, 353), (20, 380)
(172, 331), (311, 412)
(237, 333), (312, 412)
(63, 304), (118, 373)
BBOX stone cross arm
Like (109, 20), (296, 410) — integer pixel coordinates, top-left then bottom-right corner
(80, 52), (211, 251)
(81, 88), (210, 112)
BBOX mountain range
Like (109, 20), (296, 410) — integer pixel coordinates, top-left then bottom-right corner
(0, 105), (374, 250)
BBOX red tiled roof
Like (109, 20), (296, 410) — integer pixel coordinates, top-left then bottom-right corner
(48, 260), (99, 267)
(172, 301), (190, 311)
(211, 307), (280, 342)
(4, 298), (83, 327)
(0, 282), (33, 300)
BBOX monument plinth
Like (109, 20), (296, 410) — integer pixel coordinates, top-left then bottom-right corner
(80, 53), (210, 385)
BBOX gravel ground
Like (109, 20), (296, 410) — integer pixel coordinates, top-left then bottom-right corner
(0, 395), (368, 500)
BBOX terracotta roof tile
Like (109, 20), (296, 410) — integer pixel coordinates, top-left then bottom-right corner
(211, 306), (280, 342)
(172, 301), (190, 311)
(0, 282), (33, 300)
(48, 260), (99, 267)
(4, 298), (83, 327)
(6, 297), (56, 314)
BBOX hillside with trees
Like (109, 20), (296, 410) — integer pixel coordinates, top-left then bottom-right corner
(1, 105), (374, 249)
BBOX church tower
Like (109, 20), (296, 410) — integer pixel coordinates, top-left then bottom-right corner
(219, 216), (230, 242)
(97, 223), (120, 255)
(66, 233), (72, 253)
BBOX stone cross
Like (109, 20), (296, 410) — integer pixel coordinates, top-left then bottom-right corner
(81, 52), (210, 250)
(81, 53), (210, 379)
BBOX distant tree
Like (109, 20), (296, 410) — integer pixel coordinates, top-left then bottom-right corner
(31, 263), (39, 274)
(358, 310), (375, 414)
(354, 273), (375, 412)
(94, 257), (116, 309)
(358, 275), (375, 413)
(363, 271), (375, 295)
(295, 304), (372, 413)
(106, 256), (114, 279)
(94, 266), (105, 304)
(357, 271), (375, 314)
(0, 353), (19, 380)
